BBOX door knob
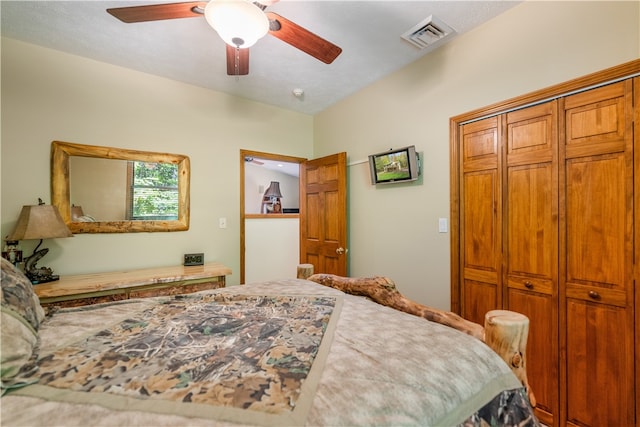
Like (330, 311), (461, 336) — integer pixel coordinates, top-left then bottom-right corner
(336, 247), (345, 255)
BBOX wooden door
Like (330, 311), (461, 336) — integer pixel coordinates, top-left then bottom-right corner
(300, 152), (347, 276)
(459, 116), (503, 325)
(635, 76), (640, 427)
(561, 81), (635, 427)
(504, 101), (559, 425)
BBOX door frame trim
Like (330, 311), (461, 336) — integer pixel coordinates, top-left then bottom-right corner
(239, 149), (306, 284)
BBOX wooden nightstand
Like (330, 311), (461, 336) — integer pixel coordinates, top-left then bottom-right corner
(34, 262), (232, 308)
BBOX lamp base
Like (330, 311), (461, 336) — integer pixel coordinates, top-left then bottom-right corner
(24, 247), (60, 285)
(29, 274), (60, 285)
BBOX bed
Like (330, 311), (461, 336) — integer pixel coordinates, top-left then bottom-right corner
(1, 259), (539, 426)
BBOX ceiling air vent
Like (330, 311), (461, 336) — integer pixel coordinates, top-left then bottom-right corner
(401, 15), (455, 49)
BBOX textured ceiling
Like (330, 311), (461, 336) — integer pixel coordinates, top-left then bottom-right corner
(1, 1), (520, 114)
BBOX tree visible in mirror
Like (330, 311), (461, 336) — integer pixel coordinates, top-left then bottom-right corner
(129, 162), (179, 220)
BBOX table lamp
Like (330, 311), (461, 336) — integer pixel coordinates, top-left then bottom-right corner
(7, 198), (73, 284)
(263, 181), (283, 213)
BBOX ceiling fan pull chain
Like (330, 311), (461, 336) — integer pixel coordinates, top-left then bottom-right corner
(234, 46), (240, 81)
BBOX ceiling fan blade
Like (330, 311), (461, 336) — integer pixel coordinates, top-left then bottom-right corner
(265, 12), (342, 64)
(244, 156), (264, 165)
(226, 45), (250, 76)
(107, 2), (206, 23)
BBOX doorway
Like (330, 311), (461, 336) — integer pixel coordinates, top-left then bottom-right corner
(240, 149), (306, 284)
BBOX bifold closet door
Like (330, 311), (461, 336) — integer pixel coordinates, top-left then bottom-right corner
(561, 80), (635, 427)
(459, 116), (502, 325)
(504, 101), (559, 425)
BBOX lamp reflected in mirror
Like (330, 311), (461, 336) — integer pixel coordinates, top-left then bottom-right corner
(71, 204), (84, 220)
(7, 198), (73, 284)
(262, 181), (283, 213)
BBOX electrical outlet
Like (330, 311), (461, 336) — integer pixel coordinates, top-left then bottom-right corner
(219, 217), (227, 228)
(184, 253), (204, 266)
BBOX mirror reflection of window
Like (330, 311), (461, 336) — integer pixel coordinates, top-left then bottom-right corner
(126, 161), (179, 220)
(69, 157), (179, 222)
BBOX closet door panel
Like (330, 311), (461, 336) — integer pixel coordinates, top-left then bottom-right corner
(461, 170), (499, 325)
(463, 279), (498, 326)
(564, 83), (627, 158)
(506, 163), (557, 423)
(507, 163), (555, 282)
(508, 288), (557, 423)
(562, 79), (635, 427)
(505, 101), (559, 424)
(460, 116), (502, 323)
(565, 300), (631, 427)
(563, 152), (634, 426)
(463, 171), (499, 272)
(565, 154), (627, 304)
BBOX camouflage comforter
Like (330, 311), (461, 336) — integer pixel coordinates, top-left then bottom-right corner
(2, 279), (538, 426)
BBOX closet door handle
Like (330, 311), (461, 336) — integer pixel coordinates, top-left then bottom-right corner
(588, 290), (601, 300)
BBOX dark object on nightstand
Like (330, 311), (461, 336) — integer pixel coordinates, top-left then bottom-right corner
(184, 253), (204, 266)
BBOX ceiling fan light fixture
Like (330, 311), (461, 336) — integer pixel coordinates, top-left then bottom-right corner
(204, 0), (269, 48)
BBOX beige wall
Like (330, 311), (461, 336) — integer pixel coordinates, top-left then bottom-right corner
(2, 2), (638, 306)
(1, 38), (313, 284)
(314, 1), (640, 309)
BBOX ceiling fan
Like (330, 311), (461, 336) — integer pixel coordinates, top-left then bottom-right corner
(244, 156), (264, 165)
(107, 0), (342, 76)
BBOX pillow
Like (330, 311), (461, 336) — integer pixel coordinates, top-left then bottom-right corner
(1, 258), (45, 383)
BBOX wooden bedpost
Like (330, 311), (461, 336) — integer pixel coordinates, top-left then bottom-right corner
(484, 310), (536, 407)
(307, 273), (536, 407)
(297, 264), (314, 279)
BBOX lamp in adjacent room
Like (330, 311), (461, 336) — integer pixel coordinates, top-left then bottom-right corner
(263, 181), (283, 213)
(7, 198), (73, 284)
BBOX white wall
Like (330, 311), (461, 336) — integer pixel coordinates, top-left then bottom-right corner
(1, 38), (314, 285)
(244, 218), (299, 283)
(314, 1), (640, 310)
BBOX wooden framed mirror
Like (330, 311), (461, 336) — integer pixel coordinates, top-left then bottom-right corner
(51, 141), (190, 233)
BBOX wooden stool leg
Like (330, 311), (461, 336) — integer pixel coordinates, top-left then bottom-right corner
(297, 264), (314, 279)
(484, 309), (536, 407)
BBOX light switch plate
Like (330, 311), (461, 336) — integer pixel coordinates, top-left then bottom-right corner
(438, 218), (448, 233)
(184, 253), (204, 266)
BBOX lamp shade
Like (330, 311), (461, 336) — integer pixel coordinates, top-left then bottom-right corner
(264, 181), (282, 198)
(7, 204), (73, 241)
(204, 0), (269, 48)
